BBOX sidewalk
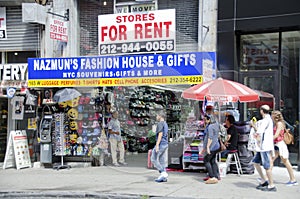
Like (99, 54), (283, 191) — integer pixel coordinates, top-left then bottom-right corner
(0, 163), (300, 199)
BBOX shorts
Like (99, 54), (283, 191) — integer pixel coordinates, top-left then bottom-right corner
(252, 151), (271, 170)
(274, 141), (289, 159)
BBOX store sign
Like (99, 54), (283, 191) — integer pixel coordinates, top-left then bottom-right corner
(0, 64), (28, 88)
(98, 9), (175, 55)
(0, 7), (7, 39)
(27, 52), (216, 87)
(115, 4), (156, 13)
(49, 18), (68, 42)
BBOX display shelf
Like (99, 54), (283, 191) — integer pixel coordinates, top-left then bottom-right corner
(182, 117), (205, 170)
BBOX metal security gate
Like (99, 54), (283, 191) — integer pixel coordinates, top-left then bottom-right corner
(0, 6), (40, 51)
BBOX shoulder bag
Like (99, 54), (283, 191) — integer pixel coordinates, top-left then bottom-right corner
(284, 128), (294, 145)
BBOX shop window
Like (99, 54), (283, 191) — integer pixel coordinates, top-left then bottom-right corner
(281, 31), (300, 129)
(6, 51), (39, 64)
(240, 33), (279, 71)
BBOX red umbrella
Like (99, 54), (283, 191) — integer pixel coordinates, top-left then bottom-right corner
(182, 78), (259, 102)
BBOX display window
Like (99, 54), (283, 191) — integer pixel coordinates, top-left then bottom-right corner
(12, 86), (200, 164)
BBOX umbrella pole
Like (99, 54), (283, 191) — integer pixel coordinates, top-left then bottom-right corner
(218, 102), (221, 123)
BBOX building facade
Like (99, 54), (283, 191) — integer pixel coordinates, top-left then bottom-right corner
(218, 0), (300, 166)
(0, 0), (299, 169)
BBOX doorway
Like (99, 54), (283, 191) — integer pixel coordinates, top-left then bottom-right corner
(239, 70), (279, 121)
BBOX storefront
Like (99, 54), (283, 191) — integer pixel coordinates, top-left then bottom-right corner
(0, 3), (40, 164)
(25, 52), (215, 167)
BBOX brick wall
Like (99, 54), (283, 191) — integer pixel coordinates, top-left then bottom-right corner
(79, 0), (199, 56)
(79, 0), (113, 56)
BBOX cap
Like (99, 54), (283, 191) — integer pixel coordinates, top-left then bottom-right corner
(261, 105), (270, 111)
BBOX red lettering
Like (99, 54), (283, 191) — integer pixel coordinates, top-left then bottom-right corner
(101, 26), (108, 42)
(116, 16), (122, 23)
(154, 22), (162, 38)
(0, 18), (4, 28)
(119, 25), (127, 40)
(144, 23), (152, 39)
(101, 25), (127, 42)
(109, 26), (118, 41)
(134, 24), (143, 39)
(115, 13), (156, 23)
(149, 13), (155, 20)
(134, 22), (172, 39)
(164, 21), (172, 37)
(128, 15), (135, 22)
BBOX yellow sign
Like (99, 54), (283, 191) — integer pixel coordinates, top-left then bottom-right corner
(28, 75), (203, 88)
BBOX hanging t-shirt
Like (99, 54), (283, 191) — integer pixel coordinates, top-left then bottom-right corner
(11, 96), (25, 120)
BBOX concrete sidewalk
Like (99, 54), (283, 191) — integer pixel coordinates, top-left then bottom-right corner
(0, 163), (300, 199)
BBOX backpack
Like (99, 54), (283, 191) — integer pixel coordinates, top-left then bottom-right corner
(219, 124), (227, 143)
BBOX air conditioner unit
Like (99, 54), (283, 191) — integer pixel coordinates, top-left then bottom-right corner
(22, 3), (46, 25)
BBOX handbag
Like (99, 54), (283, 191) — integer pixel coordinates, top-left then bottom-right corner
(247, 127), (257, 151)
(284, 128), (294, 145)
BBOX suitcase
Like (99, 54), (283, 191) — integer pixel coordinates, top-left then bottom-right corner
(147, 149), (154, 169)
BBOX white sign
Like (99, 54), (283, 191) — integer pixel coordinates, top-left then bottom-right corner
(115, 4), (156, 13)
(3, 130), (31, 170)
(0, 64), (27, 81)
(98, 9), (176, 55)
(0, 7), (7, 39)
(49, 18), (68, 42)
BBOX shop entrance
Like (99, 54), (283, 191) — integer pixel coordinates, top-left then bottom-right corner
(239, 70), (279, 121)
(0, 97), (8, 162)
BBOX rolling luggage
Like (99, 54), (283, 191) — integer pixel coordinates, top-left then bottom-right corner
(147, 149), (154, 169)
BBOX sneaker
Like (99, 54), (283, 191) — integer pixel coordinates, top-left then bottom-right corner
(261, 186), (277, 192)
(203, 176), (210, 181)
(161, 171), (168, 178)
(256, 181), (269, 190)
(205, 177), (218, 184)
(119, 162), (128, 166)
(155, 177), (167, 183)
(286, 181), (298, 186)
(113, 163), (120, 167)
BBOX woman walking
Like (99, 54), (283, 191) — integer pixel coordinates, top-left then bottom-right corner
(271, 110), (298, 186)
(201, 114), (220, 184)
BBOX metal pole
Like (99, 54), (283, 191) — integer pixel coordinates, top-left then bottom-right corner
(294, 49), (300, 171)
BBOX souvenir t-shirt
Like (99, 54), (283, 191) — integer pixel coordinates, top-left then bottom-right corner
(11, 96), (25, 120)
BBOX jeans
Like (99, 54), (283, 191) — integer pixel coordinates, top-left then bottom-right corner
(252, 151), (271, 170)
(221, 149), (230, 158)
(204, 150), (219, 178)
(151, 145), (168, 173)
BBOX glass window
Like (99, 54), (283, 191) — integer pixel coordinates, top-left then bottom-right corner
(6, 51), (38, 64)
(281, 31), (300, 125)
(240, 33), (279, 70)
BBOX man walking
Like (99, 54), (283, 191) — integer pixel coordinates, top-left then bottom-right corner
(151, 111), (169, 182)
(250, 105), (276, 192)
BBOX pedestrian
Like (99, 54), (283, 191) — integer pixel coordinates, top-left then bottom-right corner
(271, 110), (298, 186)
(151, 111), (169, 183)
(250, 105), (276, 192)
(221, 114), (238, 158)
(201, 114), (220, 184)
(108, 110), (127, 166)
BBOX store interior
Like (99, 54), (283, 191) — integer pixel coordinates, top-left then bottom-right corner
(4, 86), (201, 168)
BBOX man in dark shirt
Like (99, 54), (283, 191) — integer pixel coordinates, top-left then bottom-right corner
(221, 114), (238, 158)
